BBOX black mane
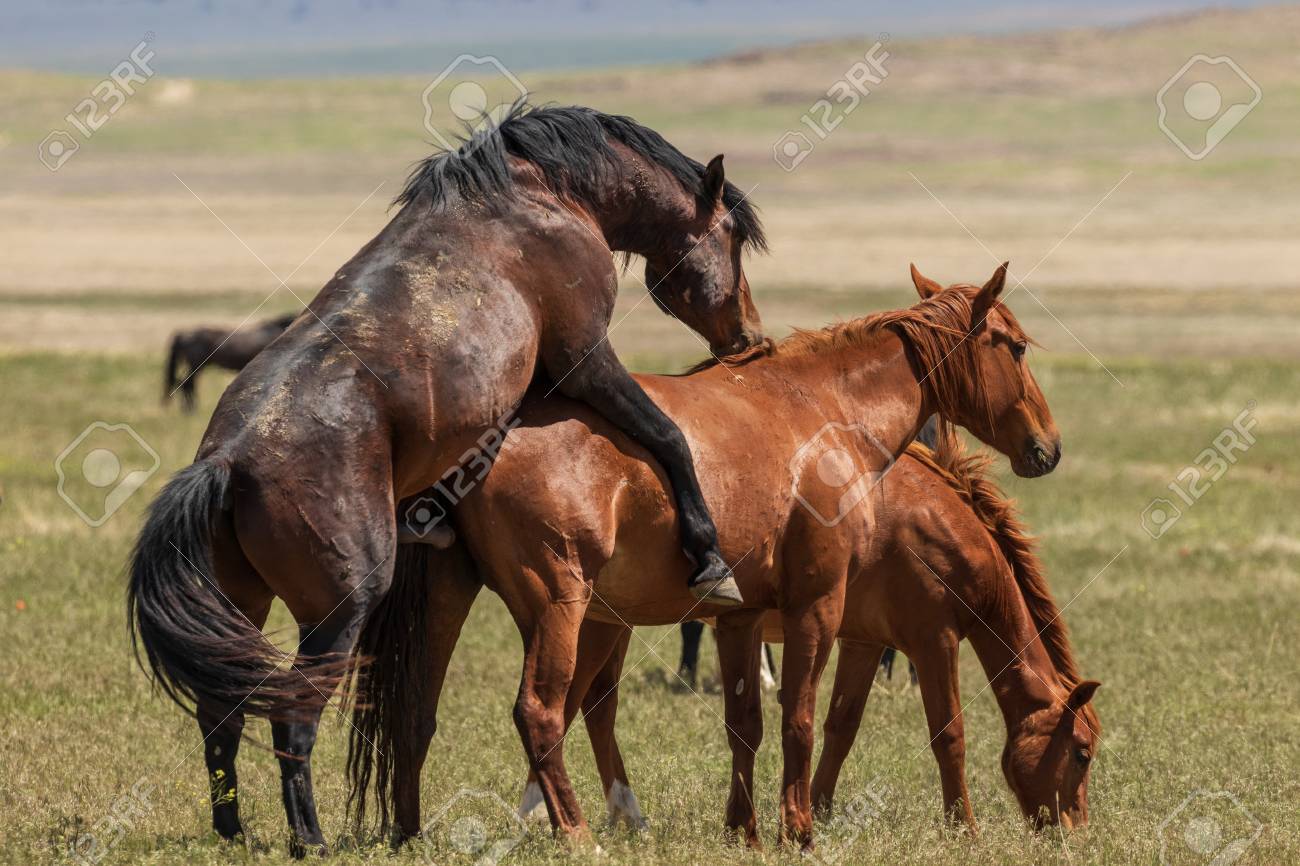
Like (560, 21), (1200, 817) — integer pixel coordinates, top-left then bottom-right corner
(395, 102), (766, 252)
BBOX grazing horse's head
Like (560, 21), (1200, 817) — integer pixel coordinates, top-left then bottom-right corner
(907, 263), (1062, 477)
(1002, 680), (1102, 830)
(643, 155), (767, 356)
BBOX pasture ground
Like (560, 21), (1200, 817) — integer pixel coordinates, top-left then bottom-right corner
(3, 5), (1299, 864)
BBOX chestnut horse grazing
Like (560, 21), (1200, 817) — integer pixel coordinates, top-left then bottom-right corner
(347, 264), (1061, 848)
(522, 435), (1101, 839)
(128, 104), (765, 854)
(163, 312), (297, 412)
(809, 434), (1102, 831)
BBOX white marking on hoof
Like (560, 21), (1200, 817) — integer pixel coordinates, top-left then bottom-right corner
(517, 780), (547, 823)
(735, 677), (745, 695)
(605, 780), (648, 831)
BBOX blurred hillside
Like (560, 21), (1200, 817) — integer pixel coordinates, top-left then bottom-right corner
(2, 4), (1299, 362)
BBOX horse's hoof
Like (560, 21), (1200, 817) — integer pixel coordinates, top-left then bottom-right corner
(287, 836), (329, 859)
(689, 573), (744, 606)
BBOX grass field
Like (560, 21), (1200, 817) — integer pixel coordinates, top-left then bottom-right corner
(3, 4), (1300, 865)
(3, 350), (1298, 865)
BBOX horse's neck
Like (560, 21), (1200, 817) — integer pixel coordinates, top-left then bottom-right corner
(965, 590), (1066, 735)
(779, 330), (934, 460)
(572, 147), (690, 254)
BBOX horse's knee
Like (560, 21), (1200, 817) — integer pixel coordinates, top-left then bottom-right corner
(514, 694), (563, 754)
(726, 718), (762, 754)
(783, 714), (815, 752)
(930, 725), (965, 762)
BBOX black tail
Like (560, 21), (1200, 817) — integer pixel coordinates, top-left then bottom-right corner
(163, 334), (183, 404)
(345, 541), (481, 837)
(128, 459), (339, 719)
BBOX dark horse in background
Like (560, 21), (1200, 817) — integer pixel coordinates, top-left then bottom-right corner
(128, 103), (766, 854)
(164, 313), (297, 412)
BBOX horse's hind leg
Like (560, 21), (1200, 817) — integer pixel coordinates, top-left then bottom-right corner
(811, 640), (885, 817)
(235, 471), (397, 856)
(271, 609), (373, 857)
(200, 509), (274, 840)
(518, 618), (627, 824)
(579, 625), (645, 830)
(391, 545), (483, 842)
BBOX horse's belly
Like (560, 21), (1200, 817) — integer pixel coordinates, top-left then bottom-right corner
(588, 539), (698, 626)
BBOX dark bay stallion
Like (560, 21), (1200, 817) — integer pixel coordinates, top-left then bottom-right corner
(128, 103), (765, 853)
(164, 312), (297, 412)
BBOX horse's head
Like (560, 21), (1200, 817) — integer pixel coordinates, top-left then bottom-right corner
(644, 155), (766, 356)
(1002, 680), (1102, 830)
(909, 263), (1061, 477)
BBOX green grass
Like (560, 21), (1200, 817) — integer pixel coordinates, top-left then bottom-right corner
(2, 349), (1297, 865)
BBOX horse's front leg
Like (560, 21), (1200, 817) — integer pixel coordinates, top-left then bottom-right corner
(913, 634), (976, 831)
(543, 341), (739, 604)
(776, 595), (843, 850)
(715, 611), (766, 848)
(811, 640), (886, 817)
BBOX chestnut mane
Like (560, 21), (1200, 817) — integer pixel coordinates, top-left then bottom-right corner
(905, 427), (1100, 735)
(684, 285), (1030, 431)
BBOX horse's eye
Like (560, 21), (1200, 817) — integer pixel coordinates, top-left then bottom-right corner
(1011, 340), (1028, 359)
(1074, 748), (1091, 766)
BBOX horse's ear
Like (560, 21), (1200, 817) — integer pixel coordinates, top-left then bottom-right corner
(1066, 680), (1101, 711)
(910, 263), (943, 299)
(703, 154), (726, 203)
(972, 261), (1010, 326)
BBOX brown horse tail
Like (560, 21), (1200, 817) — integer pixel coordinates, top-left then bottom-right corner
(127, 459), (340, 720)
(910, 431), (1083, 691)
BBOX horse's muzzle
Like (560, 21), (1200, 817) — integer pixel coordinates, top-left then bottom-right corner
(716, 329), (767, 357)
(1017, 437), (1061, 477)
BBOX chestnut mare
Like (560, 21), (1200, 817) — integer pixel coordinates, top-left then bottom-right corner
(530, 434), (1102, 841)
(347, 264), (1062, 848)
(128, 104), (766, 854)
